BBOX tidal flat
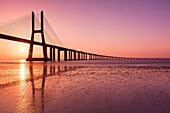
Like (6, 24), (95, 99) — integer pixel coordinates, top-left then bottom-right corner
(0, 60), (170, 113)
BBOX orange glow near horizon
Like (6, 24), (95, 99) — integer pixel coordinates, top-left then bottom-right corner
(19, 47), (26, 53)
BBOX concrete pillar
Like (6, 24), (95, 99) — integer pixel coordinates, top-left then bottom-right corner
(84, 54), (85, 60)
(74, 51), (76, 60)
(64, 50), (67, 61)
(53, 47), (55, 61)
(82, 53), (83, 60)
(70, 51), (72, 60)
(50, 47), (52, 61)
(68, 50), (71, 60)
(58, 49), (60, 61)
(78, 52), (80, 60)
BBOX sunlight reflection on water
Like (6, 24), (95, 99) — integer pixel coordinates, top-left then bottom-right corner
(20, 64), (25, 81)
(19, 59), (26, 62)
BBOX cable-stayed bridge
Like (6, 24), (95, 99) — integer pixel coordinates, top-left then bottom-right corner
(0, 11), (161, 61)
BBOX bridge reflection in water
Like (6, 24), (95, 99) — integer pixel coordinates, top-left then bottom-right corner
(29, 64), (83, 94)
(28, 63), (84, 112)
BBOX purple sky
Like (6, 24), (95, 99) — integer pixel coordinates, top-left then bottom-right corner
(0, 0), (170, 59)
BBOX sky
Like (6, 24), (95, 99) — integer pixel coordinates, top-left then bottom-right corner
(0, 0), (170, 59)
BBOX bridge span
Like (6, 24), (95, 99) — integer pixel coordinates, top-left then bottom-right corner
(0, 33), (116, 61)
(0, 33), (161, 61)
(0, 11), (162, 61)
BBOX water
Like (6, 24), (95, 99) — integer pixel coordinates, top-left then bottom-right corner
(0, 59), (170, 113)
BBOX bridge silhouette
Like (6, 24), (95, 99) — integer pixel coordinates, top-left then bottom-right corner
(0, 11), (161, 61)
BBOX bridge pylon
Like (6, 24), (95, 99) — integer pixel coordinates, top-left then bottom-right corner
(26, 11), (50, 61)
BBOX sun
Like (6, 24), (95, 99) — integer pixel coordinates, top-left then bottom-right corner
(19, 47), (26, 53)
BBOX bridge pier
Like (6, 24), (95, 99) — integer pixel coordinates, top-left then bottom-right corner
(50, 47), (52, 61)
(71, 51), (73, 60)
(89, 54), (91, 60)
(64, 50), (67, 61)
(78, 52), (80, 60)
(49, 46), (55, 61)
(69, 51), (71, 60)
(83, 53), (85, 60)
(70, 51), (72, 60)
(81, 53), (83, 60)
(84, 54), (86, 60)
(85, 54), (86, 60)
(53, 47), (55, 61)
(58, 49), (60, 61)
(74, 51), (76, 60)
(26, 11), (50, 62)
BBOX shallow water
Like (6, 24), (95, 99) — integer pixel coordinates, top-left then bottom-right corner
(0, 60), (170, 113)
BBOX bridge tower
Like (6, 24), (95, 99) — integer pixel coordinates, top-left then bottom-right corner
(26, 11), (50, 61)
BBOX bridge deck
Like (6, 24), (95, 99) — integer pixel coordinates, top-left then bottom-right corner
(0, 33), (168, 60)
(0, 33), (111, 57)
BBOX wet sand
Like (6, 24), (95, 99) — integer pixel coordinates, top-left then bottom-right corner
(0, 60), (170, 113)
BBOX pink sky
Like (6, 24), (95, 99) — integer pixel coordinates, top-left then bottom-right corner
(0, 0), (170, 59)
